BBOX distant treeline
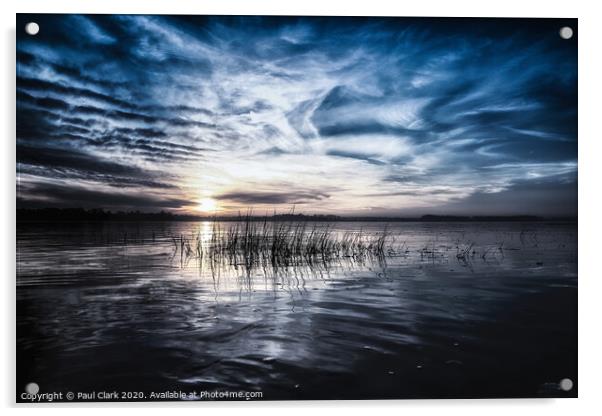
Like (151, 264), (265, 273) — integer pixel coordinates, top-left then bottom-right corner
(16, 208), (574, 223)
(17, 208), (198, 222)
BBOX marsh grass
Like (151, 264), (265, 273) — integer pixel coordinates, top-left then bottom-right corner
(172, 213), (393, 270)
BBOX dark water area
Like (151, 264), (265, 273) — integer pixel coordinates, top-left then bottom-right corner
(16, 221), (577, 401)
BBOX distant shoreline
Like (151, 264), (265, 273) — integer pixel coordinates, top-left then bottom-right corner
(16, 209), (576, 223)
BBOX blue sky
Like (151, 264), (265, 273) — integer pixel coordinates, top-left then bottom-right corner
(16, 15), (577, 216)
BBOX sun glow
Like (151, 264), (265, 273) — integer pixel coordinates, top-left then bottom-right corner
(197, 198), (218, 213)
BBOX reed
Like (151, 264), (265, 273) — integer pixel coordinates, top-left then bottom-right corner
(173, 214), (393, 268)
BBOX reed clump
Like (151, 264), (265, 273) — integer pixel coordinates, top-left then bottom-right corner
(173, 213), (392, 268)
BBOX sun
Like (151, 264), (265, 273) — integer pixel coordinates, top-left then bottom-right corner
(197, 198), (218, 213)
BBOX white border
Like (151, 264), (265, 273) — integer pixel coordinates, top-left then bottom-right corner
(2, 1), (601, 415)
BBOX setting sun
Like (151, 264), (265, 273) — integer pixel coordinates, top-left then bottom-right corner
(197, 198), (218, 213)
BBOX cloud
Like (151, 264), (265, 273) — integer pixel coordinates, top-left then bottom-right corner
(216, 191), (329, 205)
(17, 182), (189, 210)
(18, 145), (144, 176)
(17, 145), (179, 190)
(431, 176), (577, 217)
(326, 150), (386, 166)
(16, 14), (577, 215)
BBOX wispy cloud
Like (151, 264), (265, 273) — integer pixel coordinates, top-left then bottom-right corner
(16, 15), (577, 215)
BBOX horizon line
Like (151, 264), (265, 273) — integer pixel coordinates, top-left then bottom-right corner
(16, 208), (577, 222)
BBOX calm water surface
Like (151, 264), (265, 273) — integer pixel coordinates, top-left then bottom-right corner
(17, 221), (577, 400)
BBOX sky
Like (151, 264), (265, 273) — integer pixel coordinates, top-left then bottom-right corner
(16, 15), (578, 217)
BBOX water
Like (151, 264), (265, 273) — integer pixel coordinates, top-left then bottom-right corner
(16, 221), (577, 400)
